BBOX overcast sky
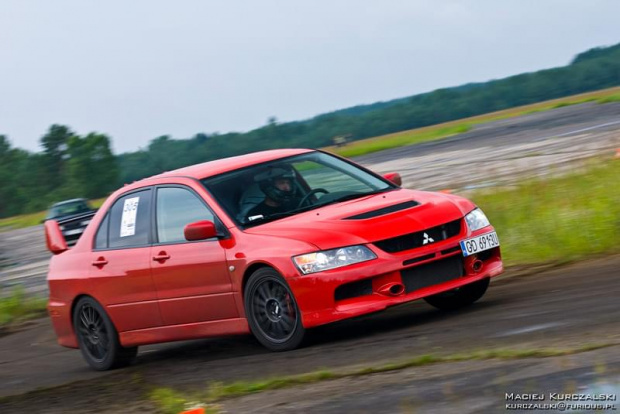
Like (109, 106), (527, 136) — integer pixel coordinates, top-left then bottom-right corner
(1, 1), (619, 154)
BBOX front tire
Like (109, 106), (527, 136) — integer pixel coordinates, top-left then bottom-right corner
(424, 277), (490, 310)
(244, 268), (305, 351)
(73, 297), (138, 370)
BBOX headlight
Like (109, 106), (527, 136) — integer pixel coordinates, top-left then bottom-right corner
(293, 245), (377, 275)
(465, 208), (490, 231)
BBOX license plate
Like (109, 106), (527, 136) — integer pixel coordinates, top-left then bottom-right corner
(460, 232), (499, 257)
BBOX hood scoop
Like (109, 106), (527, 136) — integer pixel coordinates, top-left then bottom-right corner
(343, 200), (419, 220)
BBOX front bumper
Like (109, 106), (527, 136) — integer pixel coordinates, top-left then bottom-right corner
(61, 228), (85, 246)
(288, 226), (503, 329)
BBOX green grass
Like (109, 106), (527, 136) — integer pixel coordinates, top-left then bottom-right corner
(0, 287), (48, 328)
(333, 124), (472, 158)
(205, 345), (610, 400)
(149, 388), (221, 414)
(148, 343), (614, 412)
(0, 211), (47, 231)
(473, 159), (620, 266)
(597, 93), (620, 104)
(0, 197), (106, 232)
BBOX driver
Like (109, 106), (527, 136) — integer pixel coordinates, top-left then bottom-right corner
(247, 165), (300, 220)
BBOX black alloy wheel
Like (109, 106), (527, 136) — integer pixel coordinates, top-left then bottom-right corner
(245, 268), (305, 351)
(77, 302), (109, 360)
(423, 277), (490, 310)
(73, 297), (137, 370)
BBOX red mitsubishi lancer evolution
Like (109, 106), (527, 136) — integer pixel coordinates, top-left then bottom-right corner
(45, 149), (503, 370)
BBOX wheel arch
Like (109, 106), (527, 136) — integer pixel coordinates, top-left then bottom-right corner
(70, 294), (115, 332)
(241, 262), (275, 298)
(70, 294), (92, 327)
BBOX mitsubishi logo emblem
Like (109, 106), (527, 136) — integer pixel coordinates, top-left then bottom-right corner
(422, 232), (434, 245)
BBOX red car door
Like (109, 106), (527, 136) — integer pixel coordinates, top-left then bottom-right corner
(89, 188), (163, 332)
(150, 185), (237, 326)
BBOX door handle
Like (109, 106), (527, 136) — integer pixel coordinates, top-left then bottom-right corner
(92, 257), (108, 267)
(152, 252), (171, 262)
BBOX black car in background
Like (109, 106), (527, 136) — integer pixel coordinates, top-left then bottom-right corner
(44, 199), (96, 245)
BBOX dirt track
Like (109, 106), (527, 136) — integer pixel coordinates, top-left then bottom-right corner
(1, 255), (619, 413)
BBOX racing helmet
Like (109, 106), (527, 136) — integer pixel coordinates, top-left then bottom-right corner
(255, 165), (297, 203)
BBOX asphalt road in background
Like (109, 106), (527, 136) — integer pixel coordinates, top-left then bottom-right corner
(359, 101), (620, 191)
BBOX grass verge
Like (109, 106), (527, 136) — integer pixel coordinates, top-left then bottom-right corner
(596, 93), (620, 104)
(0, 287), (48, 329)
(149, 343), (614, 413)
(472, 159), (620, 266)
(333, 124), (472, 158)
(0, 197), (106, 232)
(325, 86), (620, 158)
(0, 210), (48, 231)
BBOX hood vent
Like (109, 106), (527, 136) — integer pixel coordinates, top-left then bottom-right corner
(343, 200), (419, 220)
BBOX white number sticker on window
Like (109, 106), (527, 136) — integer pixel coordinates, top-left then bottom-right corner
(120, 197), (140, 238)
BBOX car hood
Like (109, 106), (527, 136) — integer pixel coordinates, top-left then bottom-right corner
(243, 188), (475, 250)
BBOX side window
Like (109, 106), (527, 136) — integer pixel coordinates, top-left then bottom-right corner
(156, 187), (215, 244)
(94, 213), (109, 249)
(108, 189), (152, 249)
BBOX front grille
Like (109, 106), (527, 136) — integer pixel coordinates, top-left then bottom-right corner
(402, 253), (435, 266)
(441, 246), (461, 255)
(373, 219), (462, 253)
(335, 279), (373, 301)
(401, 255), (464, 293)
(62, 222), (82, 230)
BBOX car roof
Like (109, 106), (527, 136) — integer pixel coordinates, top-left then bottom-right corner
(145, 148), (314, 181)
(51, 198), (87, 207)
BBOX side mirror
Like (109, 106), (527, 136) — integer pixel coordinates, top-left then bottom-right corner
(383, 172), (402, 187)
(44, 220), (68, 255)
(184, 220), (218, 241)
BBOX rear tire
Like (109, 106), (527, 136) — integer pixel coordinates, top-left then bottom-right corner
(424, 277), (490, 311)
(244, 268), (305, 351)
(73, 297), (138, 371)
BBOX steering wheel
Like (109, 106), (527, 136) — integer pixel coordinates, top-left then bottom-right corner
(297, 188), (329, 208)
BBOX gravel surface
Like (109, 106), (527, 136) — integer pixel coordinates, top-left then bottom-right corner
(0, 255), (619, 413)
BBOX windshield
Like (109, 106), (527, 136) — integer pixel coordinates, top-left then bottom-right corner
(201, 151), (394, 227)
(47, 200), (91, 219)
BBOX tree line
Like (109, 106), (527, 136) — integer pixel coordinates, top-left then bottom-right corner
(0, 126), (117, 217)
(1, 42), (619, 218)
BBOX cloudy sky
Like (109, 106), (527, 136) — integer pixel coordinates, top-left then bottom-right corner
(1, 0), (619, 153)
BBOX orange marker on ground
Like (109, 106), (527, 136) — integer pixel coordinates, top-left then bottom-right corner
(180, 408), (205, 414)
